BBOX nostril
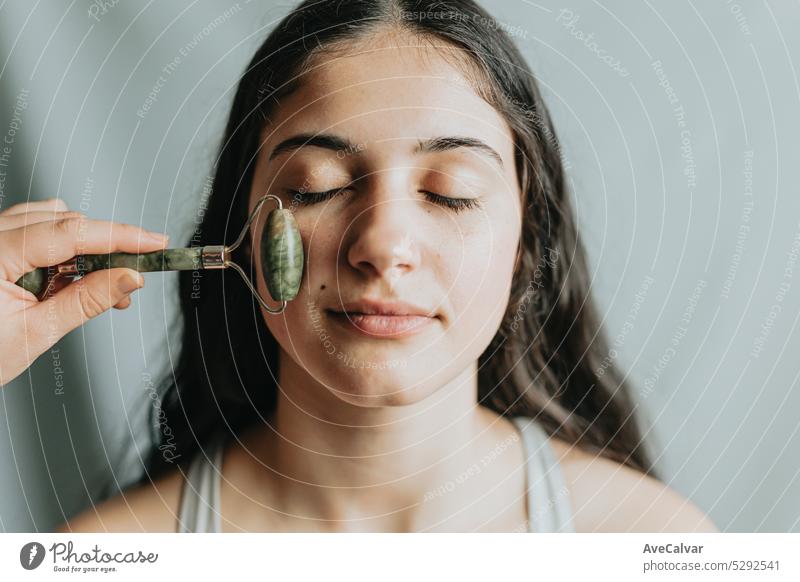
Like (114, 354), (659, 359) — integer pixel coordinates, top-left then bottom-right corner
(347, 226), (420, 282)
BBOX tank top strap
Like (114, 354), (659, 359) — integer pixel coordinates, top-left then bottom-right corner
(511, 416), (575, 533)
(177, 433), (226, 533)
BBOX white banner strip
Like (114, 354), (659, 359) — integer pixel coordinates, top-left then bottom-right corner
(1, 533), (797, 580)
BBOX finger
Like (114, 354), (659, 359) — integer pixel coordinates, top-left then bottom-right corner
(0, 278), (40, 308)
(0, 211), (83, 231)
(0, 198), (69, 216)
(42, 274), (72, 297)
(27, 268), (143, 348)
(2, 216), (169, 281)
(113, 295), (132, 310)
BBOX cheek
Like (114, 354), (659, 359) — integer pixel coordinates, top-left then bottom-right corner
(443, 216), (519, 346)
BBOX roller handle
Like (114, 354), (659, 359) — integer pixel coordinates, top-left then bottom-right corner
(14, 247), (205, 299)
(13, 195), (303, 314)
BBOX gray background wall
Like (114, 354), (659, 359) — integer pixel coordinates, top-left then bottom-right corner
(0, 0), (798, 532)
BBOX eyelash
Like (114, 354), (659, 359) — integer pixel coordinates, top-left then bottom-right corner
(287, 188), (482, 214)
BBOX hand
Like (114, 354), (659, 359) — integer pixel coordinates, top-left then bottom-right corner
(0, 198), (169, 387)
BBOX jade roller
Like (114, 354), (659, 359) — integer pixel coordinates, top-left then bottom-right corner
(14, 194), (303, 314)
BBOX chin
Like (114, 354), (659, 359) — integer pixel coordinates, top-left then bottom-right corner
(322, 367), (440, 408)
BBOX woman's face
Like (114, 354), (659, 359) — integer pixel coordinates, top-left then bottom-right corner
(247, 35), (522, 407)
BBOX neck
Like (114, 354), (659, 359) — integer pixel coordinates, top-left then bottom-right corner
(248, 347), (504, 530)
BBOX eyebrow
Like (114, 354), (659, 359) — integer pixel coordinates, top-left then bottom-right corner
(268, 133), (504, 169)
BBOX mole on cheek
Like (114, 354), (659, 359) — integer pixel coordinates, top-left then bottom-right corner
(320, 284), (326, 290)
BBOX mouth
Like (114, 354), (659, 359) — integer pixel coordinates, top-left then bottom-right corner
(326, 298), (440, 338)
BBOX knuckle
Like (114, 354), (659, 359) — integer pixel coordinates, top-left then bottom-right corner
(76, 282), (108, 320)
(114, 222), (137, 238)
(53, 216), (78, 235)
(54, 216), (89, 244)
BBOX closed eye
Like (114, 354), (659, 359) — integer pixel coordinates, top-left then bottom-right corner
(286, 188), (482, 213)
(420, 191), (482, 213)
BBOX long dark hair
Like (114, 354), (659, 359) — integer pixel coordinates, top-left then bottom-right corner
(131, 0), (656, 490)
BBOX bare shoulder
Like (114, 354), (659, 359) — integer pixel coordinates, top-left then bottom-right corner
(53, 468), (186, 533)
(548, 437), (719, 533)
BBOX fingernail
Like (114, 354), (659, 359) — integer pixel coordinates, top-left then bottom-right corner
(118, 272), (144, 294)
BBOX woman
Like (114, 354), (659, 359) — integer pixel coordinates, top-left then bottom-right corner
(1, 0), (717, 532)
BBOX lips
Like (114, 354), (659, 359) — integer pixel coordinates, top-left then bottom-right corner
(326, 298), (439, 338)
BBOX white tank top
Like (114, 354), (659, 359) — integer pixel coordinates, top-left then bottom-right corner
(177, 416), (575, 532)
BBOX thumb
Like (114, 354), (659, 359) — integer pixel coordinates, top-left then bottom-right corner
(31, 268), (143, 342)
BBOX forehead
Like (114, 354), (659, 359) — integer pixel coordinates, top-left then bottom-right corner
(262, 37), (514, 156)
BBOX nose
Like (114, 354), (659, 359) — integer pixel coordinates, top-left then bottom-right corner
(346, 196), (422, 289)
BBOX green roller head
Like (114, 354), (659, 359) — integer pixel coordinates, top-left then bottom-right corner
(260, 208), (303, 301)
